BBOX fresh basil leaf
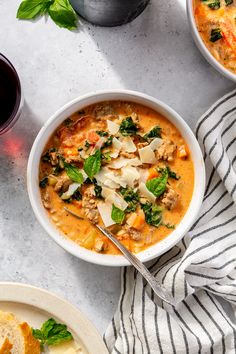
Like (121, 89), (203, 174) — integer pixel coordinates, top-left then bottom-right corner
(48, 0), (77, 30)
(143, 126), (161, 141)
(17, 0), (52, 19)
(111, 204), (125, 224)
(64, 163), (84, 183)
(146, 168), (168, 198)
(84, 150), (102, 179)
(141, 202), (163, 227)
(225, 0), (233, 4)
(46, 330), (73, 346)
(32, 329), (44, 342)
(119, 117), (138, 136)
(32, 318), (73, 348)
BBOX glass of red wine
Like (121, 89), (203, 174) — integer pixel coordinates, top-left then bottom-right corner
(0, 53), (23, 136)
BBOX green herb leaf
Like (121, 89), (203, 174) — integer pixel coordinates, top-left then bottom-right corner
(143, 126), (162, 141)
(96, 130), (109, 137)
(48, 0), (77, 30)
(83, 150), (102, 179)
(103, 136), (113, 148)
(158, 166), (180, 180)
(111, 204), (125, 224)
(64, 118), (73, 126)
(141, 202), (163, 227)
(85, 140), (91, 149)
(119, 117), (138, 136)
(32, 318), (73, 348)
(17, 0), (52, 19)
(64, 163), (84, 184)
(146, 168), (168, 198)
(162, 222), (175, 229)
(119, 187), (140, 213)
(210, 28), (223, 42)
(225, 0), (233, 5)
(202, 0), (220, 9)
(39, 177), (48, 188)
(93, 179), (103, 199)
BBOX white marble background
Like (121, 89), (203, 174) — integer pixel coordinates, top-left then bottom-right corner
(0, 0), (234, 334)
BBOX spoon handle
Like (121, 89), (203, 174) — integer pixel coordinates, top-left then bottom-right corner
(96, 225), (175, 306)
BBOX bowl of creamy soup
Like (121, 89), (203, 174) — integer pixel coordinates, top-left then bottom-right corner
(187, 0), (236, 82)
(27, 90), (205, 266)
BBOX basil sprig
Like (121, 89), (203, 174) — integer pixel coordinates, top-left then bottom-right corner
(146, 168), (168, 198)
(32, 318), (73, 347)
(111, 204), (125, 224)
(83, 150), (102, 179)
(17, 0), (77, 30)
(64, 163), (84, 184)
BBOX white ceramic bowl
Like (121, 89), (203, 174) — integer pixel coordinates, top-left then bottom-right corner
(27, 90), (205, 267)
(186, 0), (236, 82)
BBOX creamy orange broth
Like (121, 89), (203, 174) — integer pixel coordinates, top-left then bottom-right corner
(194, 0), (236, 73)
(39, 101), (194, 255)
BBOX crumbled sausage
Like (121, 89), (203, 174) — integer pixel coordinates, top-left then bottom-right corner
(65, 155), (83, 163)
(54, 174), (71, 192)
(120, 151), (137, 159)
(162, 187), (179, 210)
(137, 142), (149, 149)
(156, 139), (176, 162)
(124, 225), (142, 241)
(43, 191), (51, 209)
(82, 187), (99, 224)
(50, 152), (59, 166)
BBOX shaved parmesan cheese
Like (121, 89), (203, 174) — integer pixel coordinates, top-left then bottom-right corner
(126, 213), (137, 227)
(101, 186), (114, 199)
(110, 157), (142, 169)
(106, 192), (128, 211)
(139, 182), (156, 202)
(107, 120), (120, 134)
(121, 166), (140, 188)
(94, 137), (106, 150)
(138, 168), (148, 183)
(138, 146), (156, 164)
(97, 203), (115, 227)
(122, 137), (137, 153)
(110, 137), (122, 158)
(105, 171), (127, 188)
(61, 183), (80, 200)
(95, 167), (109, 185)
(104, 179), (120, 189)
(149, 138), (163, 151)
(128, 158), (143, 166)
(112, 137), (122, 150)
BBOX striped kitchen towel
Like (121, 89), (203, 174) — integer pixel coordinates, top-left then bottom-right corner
(104, 90), (236, 354)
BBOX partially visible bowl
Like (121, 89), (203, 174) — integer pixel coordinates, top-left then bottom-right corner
(27, 90), (205, 267)
(186, 0), (236, 82)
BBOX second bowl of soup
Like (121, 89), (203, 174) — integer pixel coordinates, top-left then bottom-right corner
(27, 90), (205, 266)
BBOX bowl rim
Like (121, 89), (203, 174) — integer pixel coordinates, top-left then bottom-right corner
(186, 0), (236, 82)
(27, 89), (205, 267)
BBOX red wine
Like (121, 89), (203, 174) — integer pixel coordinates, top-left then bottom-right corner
(0, 54), (21, 135)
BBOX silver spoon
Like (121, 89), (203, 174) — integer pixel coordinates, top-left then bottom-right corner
(64, 207), (175, 306)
